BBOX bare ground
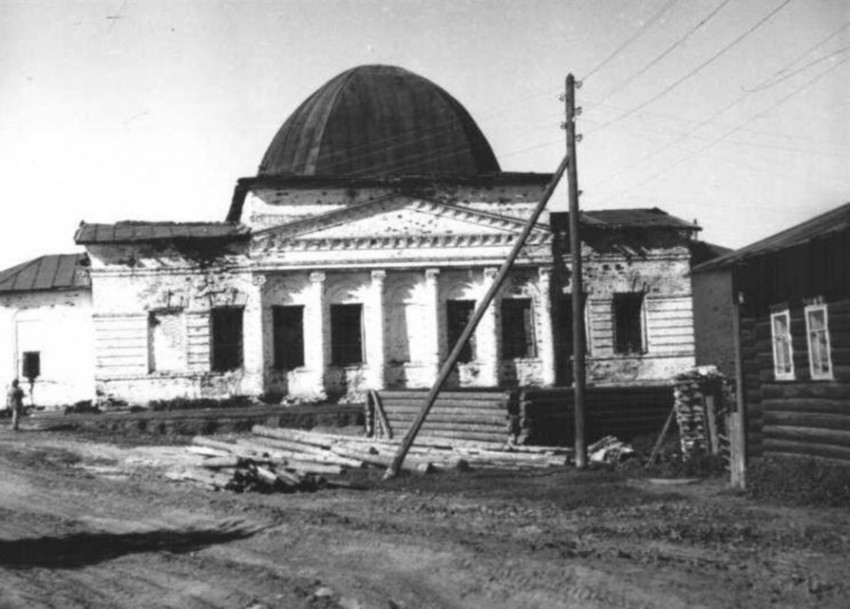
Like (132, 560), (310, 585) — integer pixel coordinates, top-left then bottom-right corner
(0, 428), (848, 609)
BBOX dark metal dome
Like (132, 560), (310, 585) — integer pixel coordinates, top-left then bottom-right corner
(258, 65), (501, 178)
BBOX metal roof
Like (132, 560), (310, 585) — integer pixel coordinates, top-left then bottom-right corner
(75, 222), (251, 244)
(693, 202), (850, 273)
(259, 64), (500, 178)
(0, 254), (90, 294)
(552, 208), (698, 230)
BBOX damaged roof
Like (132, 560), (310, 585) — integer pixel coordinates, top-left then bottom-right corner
(75, 222), (251, 244)
(0, 253), (90, 294)
(693, 202), (850, 272)
(552, 208), (698, 230)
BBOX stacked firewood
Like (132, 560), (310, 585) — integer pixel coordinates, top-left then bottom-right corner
(170, 426), (571, 492)
(672, 366), (727, 459)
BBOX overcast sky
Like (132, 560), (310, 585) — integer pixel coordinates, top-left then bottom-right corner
(2, 0), (849, 271)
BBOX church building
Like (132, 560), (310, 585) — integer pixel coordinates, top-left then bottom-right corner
(1, 65), (700, 407)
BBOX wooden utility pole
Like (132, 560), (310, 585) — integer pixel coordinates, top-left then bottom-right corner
(384, 155), (570, 480)
(730, 283), (747, 488)
(565, 73), (588, 469)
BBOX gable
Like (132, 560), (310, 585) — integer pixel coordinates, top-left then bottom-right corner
(256, 196), (548, 243)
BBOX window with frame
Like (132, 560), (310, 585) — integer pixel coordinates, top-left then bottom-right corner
(211, 307), (244, 372)
(273, 305), (305, 371)
(805, 304), (832, 380)
(446, 300), (476, 363)
(770, 309), (794, 380)
(613, 293), (645, 354)
(331, 304), (364, 366)
(501, 298), (537, 359)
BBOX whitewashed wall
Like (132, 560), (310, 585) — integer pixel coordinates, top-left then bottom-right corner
(0, 290), (95, 408)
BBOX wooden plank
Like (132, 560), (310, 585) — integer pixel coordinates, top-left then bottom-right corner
(763, 437), (850, 462)
(762, 398), (850, 415)
(764, 410), (850, 431)
(386, 421), (507, 433)
(381, 399), (507, 410)
(764, 424), (850, 448)
(761, 383), (850, 400)
(378, 391), (509, 401)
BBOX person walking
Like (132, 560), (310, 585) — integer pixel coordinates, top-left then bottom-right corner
(7, 379), (24, 431)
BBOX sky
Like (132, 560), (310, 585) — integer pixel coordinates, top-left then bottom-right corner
(1, 0), (849, 272)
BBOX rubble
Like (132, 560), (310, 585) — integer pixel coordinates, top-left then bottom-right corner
(588, 435), (635, 464)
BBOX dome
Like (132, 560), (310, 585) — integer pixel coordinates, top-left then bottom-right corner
(258, 65), (501, 178)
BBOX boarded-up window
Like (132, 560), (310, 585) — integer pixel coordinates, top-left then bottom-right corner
(211, 308), (244, 372)
(446, 300), (475, 363)
(501, 298), (536, 358)
(331, 304), (363, 366)
(614, 293), (644, 354)
(22, 351), (40, 381)
(149, 311), (186, 372)
(805, 305), (832, 380)
(273, 305), (305, 371)
(771, 309), (794, 380)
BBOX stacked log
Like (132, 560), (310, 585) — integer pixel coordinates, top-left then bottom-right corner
(672, 367), (729, 460)
(250, 425), (570, 470)
(368, 390), (519, 445)
(171, 426), (570, 492)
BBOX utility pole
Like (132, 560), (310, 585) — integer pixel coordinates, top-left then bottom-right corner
(565, 73), (588, 469)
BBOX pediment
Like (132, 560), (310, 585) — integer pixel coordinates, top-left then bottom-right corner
(255, 196), (548, 243)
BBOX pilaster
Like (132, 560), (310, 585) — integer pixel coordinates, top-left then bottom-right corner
(305, 271), (327, 397)
(367, 270), (387, 389)
(241, 274), (266, 396)
(479, 267), (500, 386)
(538, 266), (556, 386)
(424, 268), (441, 380)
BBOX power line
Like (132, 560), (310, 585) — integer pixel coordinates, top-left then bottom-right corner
(745, 44), (850, 92)
(586, 0), (797, 135)
(592, 54), (850, 206)
(751, 20), (850, 88)
(584, 99), (850, 151)
(590, 0), (736, 106)
(583, 0), (681, 81)
(584, 14), (850, 191)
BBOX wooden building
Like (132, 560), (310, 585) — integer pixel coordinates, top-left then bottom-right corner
(693, 202), (850, 465)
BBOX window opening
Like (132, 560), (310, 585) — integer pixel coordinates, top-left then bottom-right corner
(771, 309), (794, 380)
(446, 300), (476, 363)
(22, 351), (40, 381)
(614, 293), (645, 354)
(805, 305), (832, 380)
(211, 307), (244, 372)
(501, 298), (536, 358)
(331, 304), (364, 366)
(273, 305), (305, 371)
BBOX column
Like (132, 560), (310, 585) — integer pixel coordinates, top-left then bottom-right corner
(367, 270), (387, 390)
(304, 271), (327, 398)
(424, 268), (441, 382)
(241, 275), (266, 396)
(538, 266), (556, 386)
(479, 267), (500, 386)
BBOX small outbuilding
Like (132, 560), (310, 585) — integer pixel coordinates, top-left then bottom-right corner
(693, 202), (850, 466)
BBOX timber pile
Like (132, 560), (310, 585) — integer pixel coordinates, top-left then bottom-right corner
(368, 390), (518, 445)
(672, 367), (729, 460)
(171, 426), (569, 492)
(249, 425), (570, 471)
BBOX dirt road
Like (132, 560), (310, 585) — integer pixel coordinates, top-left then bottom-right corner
(0, 429), (848, 608)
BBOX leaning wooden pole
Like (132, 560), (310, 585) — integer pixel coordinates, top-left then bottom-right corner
(383, 155), (570, 479)
(565, 73), (588, 469)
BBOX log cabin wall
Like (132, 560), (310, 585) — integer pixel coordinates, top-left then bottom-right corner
(735, 227), (850, 463)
